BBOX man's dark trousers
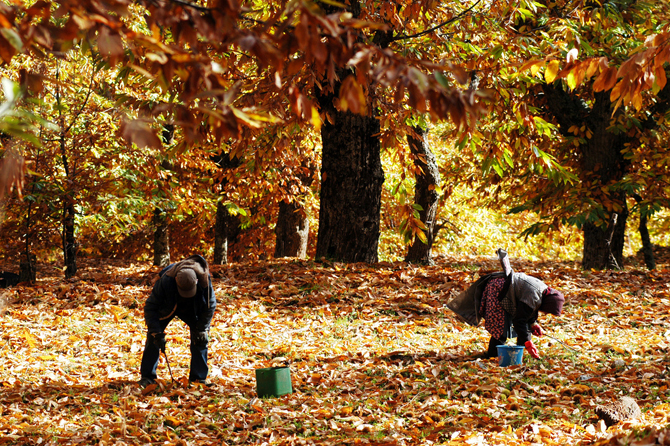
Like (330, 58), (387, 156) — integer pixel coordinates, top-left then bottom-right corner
(140, 305), (208, 382)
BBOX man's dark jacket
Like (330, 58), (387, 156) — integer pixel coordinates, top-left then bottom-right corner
(144, 255), (216, 334)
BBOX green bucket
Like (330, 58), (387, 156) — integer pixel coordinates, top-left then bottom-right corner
(255, 366), (292, 398)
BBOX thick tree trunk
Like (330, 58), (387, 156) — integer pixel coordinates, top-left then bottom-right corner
(405, 127), (440, 265)
(580, 93), (629, 270)
(213, 201), (243, 264)
(213, 201), (229, 264)
(315, 110), (384, 263)
(543, 86), (629, 270)
(275, 200), (309, 258)
(19, 252), (36, 283)
(582, 203), (628, 270)
(153, 208), (170, 267)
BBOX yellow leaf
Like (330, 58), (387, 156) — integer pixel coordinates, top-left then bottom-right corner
(545, 60), (560, 83)
(24, 330), (36, 349)
(165, 415), (182, 427)
(311, 106), (321, 131)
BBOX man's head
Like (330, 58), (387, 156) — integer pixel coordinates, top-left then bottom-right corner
(176, 268), (198, 298)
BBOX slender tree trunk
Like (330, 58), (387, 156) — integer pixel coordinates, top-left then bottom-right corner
(213, 201), (229, 264)
(153, 126), (174, 268)
(638, 212), (655, 270)
(21, 159), (36, 283)
(405, 127), (440, 265)
(315, 110), (384, 263)
(153, 208), (170, 267)
(275, 200), (309, 258)
(633, 194), (655, 270)
(63, 200), (77, 278)
(56, 65), (78, 279)
(60, 137), (77, 279)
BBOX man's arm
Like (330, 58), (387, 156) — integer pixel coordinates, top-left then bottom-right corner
(512, 301), (538, 345)
(145, 279), (165, 334)
(195, 277), (216, 332)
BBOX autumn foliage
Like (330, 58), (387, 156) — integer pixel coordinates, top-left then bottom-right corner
(1, 253), (670, 444)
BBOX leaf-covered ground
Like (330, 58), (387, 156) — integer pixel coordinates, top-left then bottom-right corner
(0, 252), (669, 445)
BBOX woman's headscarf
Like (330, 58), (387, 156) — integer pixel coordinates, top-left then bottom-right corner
(539, 287), (565, 315)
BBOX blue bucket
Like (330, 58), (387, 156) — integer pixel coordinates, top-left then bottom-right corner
(497, 345), (524, 367)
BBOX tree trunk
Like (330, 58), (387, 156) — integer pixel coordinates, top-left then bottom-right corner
(275, 200), (309, 258)
(582, 203), (628, 270)
(315, 110), (384, 263)
(19, 252), (36, 283)
(542, 86), (629, 270)
(639, 212), (655, 270)
(580, 92), (629, 270)
(405, 127), (441, 265)
(213, 201), (229, 264)
(633, 194), (655, 270)
(62, 200), (77, 278)
(153, 208), (170, 267)
(21, 175), (36, 283)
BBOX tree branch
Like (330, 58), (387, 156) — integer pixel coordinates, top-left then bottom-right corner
(392, 0), (483, 42)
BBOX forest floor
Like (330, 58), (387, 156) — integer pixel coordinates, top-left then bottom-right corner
(0, 249), (669, 445)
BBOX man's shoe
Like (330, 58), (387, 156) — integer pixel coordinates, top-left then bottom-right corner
(190, 379), (214, 387)
(139, 377), (156, 387)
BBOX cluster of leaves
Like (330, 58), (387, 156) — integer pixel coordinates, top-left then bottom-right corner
(452, 0), (670, 242)
(1, 251), (670, 444)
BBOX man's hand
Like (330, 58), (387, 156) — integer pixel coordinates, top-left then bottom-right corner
(194, 331), (209, 346)
(152, 332), (167, 352)
(524, 340), (540, 359)
(531, 323), (544, 337)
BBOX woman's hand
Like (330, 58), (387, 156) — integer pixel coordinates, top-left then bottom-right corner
(531, 323), (544, 337)
(524, 340), (540, 359)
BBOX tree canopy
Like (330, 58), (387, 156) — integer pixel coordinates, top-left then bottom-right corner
(0, 0), (669, 269)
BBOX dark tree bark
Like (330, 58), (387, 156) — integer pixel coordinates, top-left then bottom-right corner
(20, 151), (37, 283)
(638, 212), (655, 270)
(580, 92), (629, 270)
(315, 110), (384, 263)
(56, 68), (79, 279)
(542, 86), (629, 269)
(582, 203), (627, 270)
(153, 208), (170, 267)
(541, 75), (670, 270)
(313, 1), (386, 264)
(405, 126), (441, 265)
(62, 200), (77, 278)
(214, 201), (230, 264)
(275, 200), (309, 258)
(212, 151), (242, 264)
(153, 125), (174, 268)
(633, 194), (655, 270)
(19, 252), (36, 283)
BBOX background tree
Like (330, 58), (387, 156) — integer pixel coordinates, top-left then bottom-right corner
(460, 0), (670, 269)
(404, 126), (441, 265)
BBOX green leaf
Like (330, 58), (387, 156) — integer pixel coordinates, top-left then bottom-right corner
(0, 28), (23, 51)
